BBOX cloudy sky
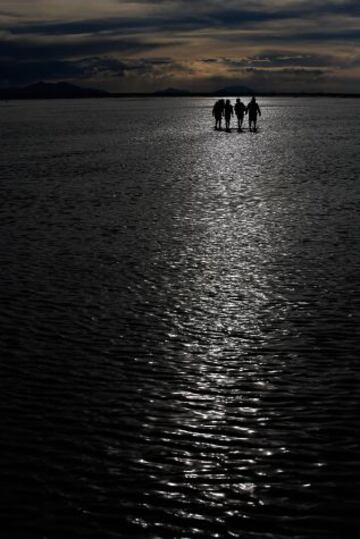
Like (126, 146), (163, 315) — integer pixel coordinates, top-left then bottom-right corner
(0, 0), (359, 92)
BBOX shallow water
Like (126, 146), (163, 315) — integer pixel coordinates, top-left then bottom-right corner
(0, 97), (360, 538)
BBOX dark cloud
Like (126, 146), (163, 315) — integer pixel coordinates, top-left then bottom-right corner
(0, 32), (179, 86)
(285, 29), (360, 43)
(5, 0), (360, 39)
(300, 0), (360, 17)
(2, 2), (359, 50)
(0, 59), (88, 85)
(220, 51), (343, 69)
(0, 9), (19, 18)
(0, 36), (172, 62)
(0, 9), (311, 38)
(0, 54), (183, 86)
(0, 0), (358, 91)
(245, 67), (327, 77)
(204, 63), (331, 93)
(8, 16), (204, 36)
(4, 9), (293, 41)
(218, 28), (360, 44)
(117, 0), (360, 17)
(246, 66), (330, 88)
(276, 29), (360, 43)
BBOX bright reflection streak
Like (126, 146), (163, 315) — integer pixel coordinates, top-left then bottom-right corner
(152, 128), (296, 513)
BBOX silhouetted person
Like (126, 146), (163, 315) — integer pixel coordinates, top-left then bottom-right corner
(224, 99), (234, 131)
(212, 99), (225, 130)
(234, 98), (246, 130)
(247, 96), (261, 131)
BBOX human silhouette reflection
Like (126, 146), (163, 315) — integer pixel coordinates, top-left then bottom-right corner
(247, 97), (261, 131)
(224, 99), (234, 131)
(212, 99), (225, 130)
(234, 98), (246, 131)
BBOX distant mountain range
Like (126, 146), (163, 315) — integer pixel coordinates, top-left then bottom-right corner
(0, 81), (358, 100)
(152, 87), (193, 96)
(0, 81), (110, 100)
(213, 85), (255, 96)
(0, 82), (253, 99)
(151, 85), (255, 96)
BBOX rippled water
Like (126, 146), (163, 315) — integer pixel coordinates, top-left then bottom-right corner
(1, 97), (360, 538)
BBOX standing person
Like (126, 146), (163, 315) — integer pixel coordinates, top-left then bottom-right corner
(212, 100), (223, 130)
(224, 99), (234, 131)
(212, 99), (225, 130)
(246, 96), (261, 131)
(234, 98), (246, 130)
(212, 100), (219, 129)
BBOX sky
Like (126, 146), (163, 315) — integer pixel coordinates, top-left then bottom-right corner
(0, 0), (359, 92)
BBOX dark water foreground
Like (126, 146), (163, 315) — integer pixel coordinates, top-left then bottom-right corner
(0, 98), (360, 538)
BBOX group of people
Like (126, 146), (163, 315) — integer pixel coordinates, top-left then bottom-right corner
(212, 97), (261, 132)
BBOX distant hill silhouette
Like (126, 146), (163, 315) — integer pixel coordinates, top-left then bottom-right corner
(152, 85), (255, 96)
(1, 81), (358, 100)
(152, 87), (192, 96)
(0, 81), (110, 100)
(0, 81), (255, 100)
(213, 85), (255, 96)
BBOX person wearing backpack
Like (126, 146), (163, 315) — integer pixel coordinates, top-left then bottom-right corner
(212, 99), (225, 130)
(246, 96), (261, 131)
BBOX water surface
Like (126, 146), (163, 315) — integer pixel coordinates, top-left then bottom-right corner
(1, 97), (360, 538)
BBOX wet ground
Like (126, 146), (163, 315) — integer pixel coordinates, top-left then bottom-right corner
(0, 97), (360, 538)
